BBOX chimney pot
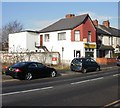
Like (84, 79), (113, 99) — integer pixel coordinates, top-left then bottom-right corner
(93, 19), (98, 26)
(103, 20), (110, 28)
(66, 14), (75, 18)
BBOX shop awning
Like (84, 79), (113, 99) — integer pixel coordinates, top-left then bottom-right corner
(99, 45), (115, 50)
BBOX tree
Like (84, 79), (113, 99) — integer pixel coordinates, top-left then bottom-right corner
(1, 20), (23, 51)
(0, 29), (2, 51)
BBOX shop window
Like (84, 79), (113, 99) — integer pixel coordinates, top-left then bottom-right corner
(85, 52), (94, 58)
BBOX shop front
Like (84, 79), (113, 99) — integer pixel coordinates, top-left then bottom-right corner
(84, 43), (96, 58)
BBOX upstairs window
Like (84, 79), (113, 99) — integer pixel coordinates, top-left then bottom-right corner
(44, 34), (50, 42)
(88, 31), (91, 42)
(58, 32), (66, 41)
(74, 30), (80, 41)
(109, 36), (113, 45)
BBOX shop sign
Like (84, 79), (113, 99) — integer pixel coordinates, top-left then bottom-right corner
(84, 43), (96, 48)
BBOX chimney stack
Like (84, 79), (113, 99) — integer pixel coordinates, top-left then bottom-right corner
(93, 19), (98, 26)
(66, 14), (75, 18)
(103, 20), (110, 28)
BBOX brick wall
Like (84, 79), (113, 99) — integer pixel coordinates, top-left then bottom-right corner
(96, 58), (116, 65)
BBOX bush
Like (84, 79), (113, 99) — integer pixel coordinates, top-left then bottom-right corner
(113, 53), (120, 58)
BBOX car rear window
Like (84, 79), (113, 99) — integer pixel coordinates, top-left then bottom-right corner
(11, 62), (27, 67)
(74, 58), (83, 63)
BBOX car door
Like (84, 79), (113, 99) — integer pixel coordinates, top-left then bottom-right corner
(75, 59), (82, 71)
(28, 63), (39, 77)
(90, 58), (98, 71)
(37, 63), (47, 77)
(85, 58), (91, 71)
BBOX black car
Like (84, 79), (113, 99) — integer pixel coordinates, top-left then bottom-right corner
(116, 56), (120, 66)
(5, 62), (57, 80)
(70, 57), (100, 73)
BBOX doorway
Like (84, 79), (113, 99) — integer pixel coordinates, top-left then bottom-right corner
(74, 50), (81, 58)
(40, 35), (43, 46)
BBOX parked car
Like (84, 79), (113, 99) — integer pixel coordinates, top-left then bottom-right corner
(5, 62), (57, 80)
(70, 57), (100, 73)
(2, 65), (8, 74)
(116, 56), (120, 66)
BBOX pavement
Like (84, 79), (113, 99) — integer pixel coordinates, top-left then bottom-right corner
(1, 63), (119, 82)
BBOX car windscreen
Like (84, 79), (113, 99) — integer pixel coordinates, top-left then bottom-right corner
(11, 62), (27, 67)
(75, 58), (83, 63)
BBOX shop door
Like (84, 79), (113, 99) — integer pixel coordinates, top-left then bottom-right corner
(85, 52), (94, 58)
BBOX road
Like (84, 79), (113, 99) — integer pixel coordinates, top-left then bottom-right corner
(2, 68), (120, 107)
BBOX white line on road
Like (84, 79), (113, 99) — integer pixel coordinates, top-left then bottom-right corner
(71, 77), (104, 85)
(104, 99), (120, 107)
(113, 74), (119, 77)
(90, 77), (104, 81)
(71, 79), (90, 85)
(1, 86), (53, 96)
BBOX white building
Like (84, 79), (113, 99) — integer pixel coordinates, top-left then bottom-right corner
(38, 14), (97, 64)
(9, 14), (97, 64)
(8, 14), (120, 64)
(9, 30), (39, 53)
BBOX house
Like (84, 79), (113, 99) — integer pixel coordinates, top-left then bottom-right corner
(9, 30), (40, 53)
(39, 14), (97, 64)
(93, 20), (120, 58)
(8, 13), (120, 64)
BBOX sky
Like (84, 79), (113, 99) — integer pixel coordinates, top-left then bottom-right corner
(1, 2), (119, 31)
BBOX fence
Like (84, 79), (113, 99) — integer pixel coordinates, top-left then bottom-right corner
(0, 52), (60, 65)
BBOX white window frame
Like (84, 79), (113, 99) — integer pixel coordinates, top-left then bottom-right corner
(58, 32), (66, 41)
(111, 36), (113, 45)
(44, 34), (50, 42)
(74, 30), (80, 41)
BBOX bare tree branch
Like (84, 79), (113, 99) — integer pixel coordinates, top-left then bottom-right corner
(1, 20), (24, 51)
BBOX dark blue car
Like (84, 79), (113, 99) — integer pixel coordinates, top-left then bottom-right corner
(70, 58), (100, 73)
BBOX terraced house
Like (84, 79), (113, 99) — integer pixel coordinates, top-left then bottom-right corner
(8, 14), (120, 64)
(93, 19), (120, 58)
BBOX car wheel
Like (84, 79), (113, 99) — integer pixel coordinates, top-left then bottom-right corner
(70, 67), (74, 71)
(25, 73), (33, 80)
(82, 68), (87, 73)
(96, 67), (100, 71)
(50, 71), (56, 77)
